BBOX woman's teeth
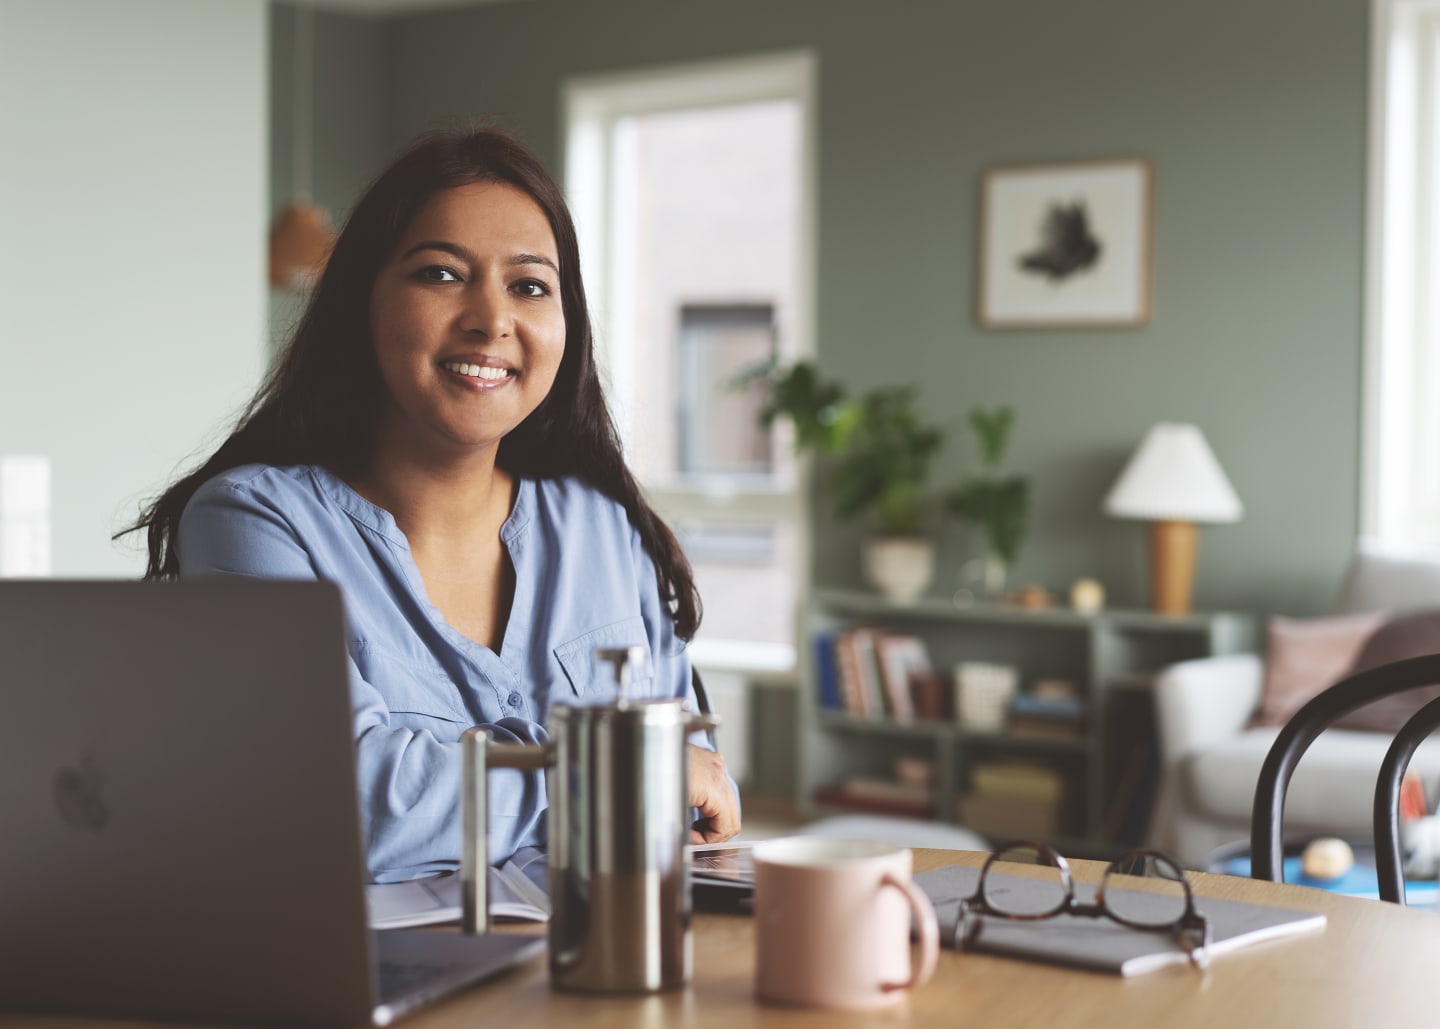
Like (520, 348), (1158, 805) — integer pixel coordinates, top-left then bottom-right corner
(442, 361), (511, 380)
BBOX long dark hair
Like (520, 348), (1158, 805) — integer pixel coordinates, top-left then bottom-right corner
(126, 126), (701, 639)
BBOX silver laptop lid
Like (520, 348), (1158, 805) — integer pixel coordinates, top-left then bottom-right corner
(0, 579), (377, 1025)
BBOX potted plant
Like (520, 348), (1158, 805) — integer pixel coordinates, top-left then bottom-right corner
(945, 406), (1029, 598)
(740, 359), (944, 602)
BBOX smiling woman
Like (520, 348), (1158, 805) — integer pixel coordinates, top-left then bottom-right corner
(120, 126), (740, 881)
(365, 181), (566, 464)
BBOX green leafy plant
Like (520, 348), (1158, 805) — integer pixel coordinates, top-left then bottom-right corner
(737, 359), (944, 536)
(946, 406), (1029, 566)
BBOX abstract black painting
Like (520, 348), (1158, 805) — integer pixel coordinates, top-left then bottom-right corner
(979, 159), (1152, 329)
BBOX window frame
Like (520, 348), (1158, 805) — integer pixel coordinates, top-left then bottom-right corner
(1365, 0), (1440, 549)
(561, 51), (818, 675)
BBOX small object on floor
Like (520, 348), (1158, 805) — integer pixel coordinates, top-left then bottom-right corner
(1301, 837), (1355, 882)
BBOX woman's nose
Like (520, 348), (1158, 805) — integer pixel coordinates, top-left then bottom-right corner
(460, 281), (512, 338)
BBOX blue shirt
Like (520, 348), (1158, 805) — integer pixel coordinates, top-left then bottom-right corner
(177, 463), (696, 882)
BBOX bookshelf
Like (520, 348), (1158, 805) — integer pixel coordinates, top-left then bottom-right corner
(797, 589), (1257, 856)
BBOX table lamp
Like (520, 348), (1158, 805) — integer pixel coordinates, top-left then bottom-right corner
(1103, 422), (1242, 615)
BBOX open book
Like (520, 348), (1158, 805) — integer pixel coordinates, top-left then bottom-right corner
(366, 847), (550, 930)
(915, 865), (1326, 976)
(367, 843), (756, 929)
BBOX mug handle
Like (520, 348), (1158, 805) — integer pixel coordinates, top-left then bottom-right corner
(879, 872), (940, 993)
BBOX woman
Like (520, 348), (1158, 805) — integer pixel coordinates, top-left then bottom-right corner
(129, 126), (740, 882)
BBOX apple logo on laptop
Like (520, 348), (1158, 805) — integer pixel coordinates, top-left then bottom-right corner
(54, 755), (108, 831)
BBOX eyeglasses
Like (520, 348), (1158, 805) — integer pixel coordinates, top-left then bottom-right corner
(952, 841), (1212, 972)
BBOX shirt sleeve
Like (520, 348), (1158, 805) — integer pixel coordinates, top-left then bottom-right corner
(177, 477), (547, 881)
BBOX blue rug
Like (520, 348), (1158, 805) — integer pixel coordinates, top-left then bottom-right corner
(1220, 855), (1439, 905)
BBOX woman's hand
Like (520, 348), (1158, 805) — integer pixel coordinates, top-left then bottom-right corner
(687, 744), (741, 844)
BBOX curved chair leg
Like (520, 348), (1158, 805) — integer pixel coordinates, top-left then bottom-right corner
(1252, 653), (1440, 884)
(1374, 696), (1440, 905)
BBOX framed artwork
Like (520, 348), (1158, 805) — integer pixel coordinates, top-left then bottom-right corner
(978, 158), (1153, 329)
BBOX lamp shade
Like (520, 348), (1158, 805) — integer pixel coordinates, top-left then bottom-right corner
(1103, 422), (1243, 523)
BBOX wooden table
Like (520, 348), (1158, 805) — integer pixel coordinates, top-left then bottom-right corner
(5, 849), (1437, 1028)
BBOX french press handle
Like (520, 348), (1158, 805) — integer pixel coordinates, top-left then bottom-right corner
(459, 728), (548, 934)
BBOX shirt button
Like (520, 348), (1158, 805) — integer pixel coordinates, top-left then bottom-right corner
(507, 691), (523, 708)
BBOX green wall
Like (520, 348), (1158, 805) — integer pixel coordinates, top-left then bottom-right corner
(280, 0), (1370, 618)
(270, 4), (388, 227)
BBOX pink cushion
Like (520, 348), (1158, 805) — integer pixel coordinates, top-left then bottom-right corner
(1250, 610), (1440, 731)
(1250, 612), (1382, 728)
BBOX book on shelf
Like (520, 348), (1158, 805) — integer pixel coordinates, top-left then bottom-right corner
(814, 782), (932, 819)
(1009, 692), (1084, 720)
(840, 774), (935, 807)
(910, 671), (950, 720)
(1005, 691), (1085, 740)
(813, 630), (842, 711)
(1008, 715), (1085, 740)
(846, 628), (887, 718)
(874, 633), (932, 721)
(961, 760), (1065, 838)
(819, 627), (937, 722)
(830, 628), (868, 715)
(969, 760), (1065, 803)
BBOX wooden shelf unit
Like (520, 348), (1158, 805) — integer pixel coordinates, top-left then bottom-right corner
(797, 588), (1256, 854)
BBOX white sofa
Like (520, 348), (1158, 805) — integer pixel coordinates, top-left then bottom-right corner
(1152, 541), (1440, 868)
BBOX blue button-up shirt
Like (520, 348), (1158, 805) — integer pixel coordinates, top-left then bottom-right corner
(177, 463), (696, 882)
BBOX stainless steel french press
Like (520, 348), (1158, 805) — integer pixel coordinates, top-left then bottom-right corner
(459, 645), (719, 993)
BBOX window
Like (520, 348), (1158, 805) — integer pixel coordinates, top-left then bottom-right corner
(1367, 0), (1440, 549)
(564, 52), (815, 678)
(676, 304), (777, 479)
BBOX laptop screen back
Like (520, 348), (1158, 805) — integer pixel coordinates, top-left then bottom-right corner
(0, 579), (377, 1025)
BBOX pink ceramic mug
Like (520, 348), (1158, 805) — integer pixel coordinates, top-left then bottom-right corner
(752, 837), (940, 1009)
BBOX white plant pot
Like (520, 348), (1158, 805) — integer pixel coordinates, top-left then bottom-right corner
(863, 536), (935, 604)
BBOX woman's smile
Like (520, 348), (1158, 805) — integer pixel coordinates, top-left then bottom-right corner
(439, 358), (518, 387)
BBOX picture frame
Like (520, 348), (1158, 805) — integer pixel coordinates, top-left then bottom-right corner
(978, 158), (1153, 329)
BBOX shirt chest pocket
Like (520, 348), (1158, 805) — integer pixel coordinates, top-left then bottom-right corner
(352, 640), (473, 735)
(554, 617), (654, 698)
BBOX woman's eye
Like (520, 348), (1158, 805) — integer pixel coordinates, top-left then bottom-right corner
(512, 279), (552, 298)
(416, 265), (461, 283)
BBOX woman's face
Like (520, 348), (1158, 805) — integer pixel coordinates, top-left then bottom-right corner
(368, 181), (566, 462)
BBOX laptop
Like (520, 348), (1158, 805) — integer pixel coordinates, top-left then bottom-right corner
(0, 579), (543, 1026)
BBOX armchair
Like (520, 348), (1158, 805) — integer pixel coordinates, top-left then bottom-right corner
(1152, 540), (1440, 867)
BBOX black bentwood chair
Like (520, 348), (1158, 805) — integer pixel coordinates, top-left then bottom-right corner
(1251, 652), (1440, 905)
(691, 667), (716, 748)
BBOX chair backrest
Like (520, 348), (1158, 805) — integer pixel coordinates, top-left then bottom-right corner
(1250, 653), (1440, 904)
(691, 666), (717, 748)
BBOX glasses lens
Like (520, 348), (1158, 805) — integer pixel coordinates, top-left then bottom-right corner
(982, 843), (1068, 917)
(1101, 853), (1190, 928)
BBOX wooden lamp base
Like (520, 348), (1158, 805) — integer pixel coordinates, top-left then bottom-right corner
(1149, 519), (1197, 615)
